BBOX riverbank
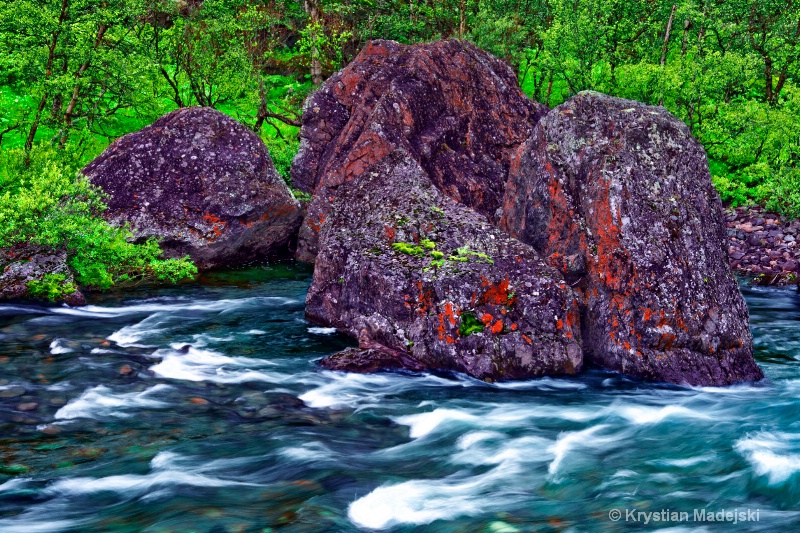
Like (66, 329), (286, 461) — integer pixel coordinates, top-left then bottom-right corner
(726, 206), (800, 285)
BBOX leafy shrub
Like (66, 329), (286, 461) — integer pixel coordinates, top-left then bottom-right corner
(0, 147), (196, 290)
(711, 174), (753, 208)
(27, 273), (77, 301)
(760, 168), (800, 221)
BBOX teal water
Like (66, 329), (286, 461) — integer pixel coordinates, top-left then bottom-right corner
(0, 265), (798, 532)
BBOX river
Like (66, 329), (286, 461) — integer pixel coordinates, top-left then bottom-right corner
(0, 264), (798, 532)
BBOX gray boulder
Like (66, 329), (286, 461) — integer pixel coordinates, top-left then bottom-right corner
(83, 107), (301, 270)
(309, 150), (582, 381)
(500, 91), (763, 385)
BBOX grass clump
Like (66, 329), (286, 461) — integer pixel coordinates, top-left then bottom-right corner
(449, 246), (493, 265)
(0, 148), (197, 291)
(392, 242), (426, 257)
(459, 311), (484, 336)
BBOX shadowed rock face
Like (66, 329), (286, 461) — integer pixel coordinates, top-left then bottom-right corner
(1, 245), (85, 306)
(309, 151), (582, 381)
(501, 91), (762, 386)
(291, 39), (546, 262)
(83, 107), (301, 270)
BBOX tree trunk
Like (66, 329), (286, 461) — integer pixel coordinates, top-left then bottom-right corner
(660, 4), (676, 67)
(764, 54), (774, 105)
(304, 0), (322, 85)
(681, 18), (691, 56)
(459, 0), (466, 37)
(26, 0), (69, 155)
(545, 70), (553, 107)
(60, 23), (108, 147)
(659, 4), (677, 106)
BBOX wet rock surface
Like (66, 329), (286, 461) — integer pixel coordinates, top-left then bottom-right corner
(501, 91), (762, 385)
(318, 348), (427, 374)
(309, 151), (582, 381)
(83, 107), (301, 270)
(725, 206), (800, 285)
(292, 39), (546, 261)
(0, 245), (85, 306)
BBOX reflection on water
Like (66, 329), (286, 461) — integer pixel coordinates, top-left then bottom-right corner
(1, 265), (799, 532)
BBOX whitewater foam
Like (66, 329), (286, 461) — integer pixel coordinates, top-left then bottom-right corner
(47, 451), (258, 497)
(49, 338), (73, 354)
(548, 425), (613, 479)
(54, 384), (173, 420)
(308, 327), (338, 334)
(735, 432), (800, 485)
(149, 345), (287, 384)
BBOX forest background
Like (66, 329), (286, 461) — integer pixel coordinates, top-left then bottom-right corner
(0, 0), (798, 291)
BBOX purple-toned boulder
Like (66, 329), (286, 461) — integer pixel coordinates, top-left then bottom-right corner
(291, 39), (547, 262)
(501, 91), (763, 386)
(309, 150), (582, 381)
(83, 107), (301, 270)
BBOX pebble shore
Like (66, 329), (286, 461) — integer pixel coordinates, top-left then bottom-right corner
(726, 206), (800, 285)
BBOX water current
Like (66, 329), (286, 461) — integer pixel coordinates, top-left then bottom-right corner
(0, 265), (798, 532)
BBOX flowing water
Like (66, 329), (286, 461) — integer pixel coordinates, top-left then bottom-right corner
(0, 264), (799, 532)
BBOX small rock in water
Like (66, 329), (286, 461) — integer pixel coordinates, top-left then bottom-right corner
(0, 386), (25, 398)
(16, 402), (38, 411)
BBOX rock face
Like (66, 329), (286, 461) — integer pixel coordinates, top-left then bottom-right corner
(309, 151), (582, 381)
(83, 107), (301, 270)
(501, 91), (762, 385)
(291, 39), (546, 262)
(0, 246), (85, 306)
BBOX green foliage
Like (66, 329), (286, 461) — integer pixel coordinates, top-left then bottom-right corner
(450, 246), (494, 265)
(392, 242), (425, 257)
(266, 136), (299, 186)
(291, 189), (312, 202)
(0, 148), (196, 290)
(27, 274), (77, 301)
(1, 0), (800, 222)
(761, 168), (800, 220)
(458, 311), (484, 336)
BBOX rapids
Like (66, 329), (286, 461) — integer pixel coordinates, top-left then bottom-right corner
(0, 265), (798, 532)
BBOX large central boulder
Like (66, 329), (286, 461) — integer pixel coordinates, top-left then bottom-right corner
(309, 150), (582, 381)
(83, 107), (301, 270)
(292, 39), (546, 261)
(501, 91), (763, 385)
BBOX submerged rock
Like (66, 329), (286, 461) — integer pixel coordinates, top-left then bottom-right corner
(83, 107), (301, 270)
(0, 245), (85, 306)
(319, 347), (427, 374)
(291, 39), (546, 261)
(309, 151), (582, 381)
(501, 91), (762, 386)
